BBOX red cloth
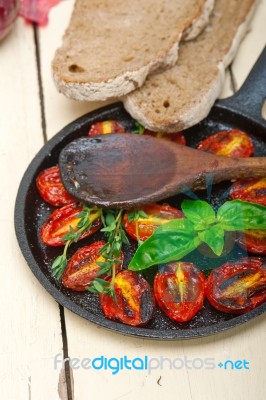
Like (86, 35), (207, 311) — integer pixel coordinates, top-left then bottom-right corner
(19, 0), (61, 26)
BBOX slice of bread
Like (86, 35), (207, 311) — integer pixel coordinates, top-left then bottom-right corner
(52, 0), (214, 101)
(123, 0), (258, 132)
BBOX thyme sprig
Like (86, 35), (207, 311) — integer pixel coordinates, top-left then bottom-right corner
(51, 206), (102, 280)
(87, 209), (129, 296)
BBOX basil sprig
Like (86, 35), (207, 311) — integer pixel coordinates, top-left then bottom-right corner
(128, 200), (266, 271)
(217, 200), (266, 230)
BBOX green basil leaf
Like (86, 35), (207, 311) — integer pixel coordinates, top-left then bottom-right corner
(181, 200), (216, 229)
(155, 217), (194, 234)
(198, 225), (225, 256)
(128, 230), (201, 271)
(217, 200), (266, 231)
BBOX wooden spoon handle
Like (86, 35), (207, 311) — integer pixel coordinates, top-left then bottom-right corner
(187, 157), (266, 190)
(170, 144), (266, 193)
(204, 156), (266, 185)
(171, 143), (266, 189)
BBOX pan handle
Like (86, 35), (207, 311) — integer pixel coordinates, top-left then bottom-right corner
(217, 46), (266, 127)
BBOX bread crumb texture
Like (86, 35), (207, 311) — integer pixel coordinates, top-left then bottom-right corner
(124, 0), (258, 132)
(52, 0), (213, 100)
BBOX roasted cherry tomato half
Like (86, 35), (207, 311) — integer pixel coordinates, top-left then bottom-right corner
(154, 262), (206, 322)
(206, 257), (266, 314)
(236, 230), (266, 255)
(40, 203), (102, 246)
(36, 166), (75, 206)
(99, 270), (155, 326)
(62, 241), (124, 291)
(197, 129), (254, 157)
(123, 203), (183, 242)
(88, 120), (125, 136)
(143, 129), (186, 145)
(230, 178), (266, 206)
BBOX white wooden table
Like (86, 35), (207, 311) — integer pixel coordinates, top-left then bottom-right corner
(1, 1), (266, 399)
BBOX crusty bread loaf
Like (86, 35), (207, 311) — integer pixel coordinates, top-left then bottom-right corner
(52, 0), (214, 101)
(123, 0), (258, 132)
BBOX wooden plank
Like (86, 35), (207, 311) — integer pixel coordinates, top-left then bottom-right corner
(0, 19), (63, 399)
(231, 0), (266, 120)
(39, 1), (266, 399)
(231, 0), (266, 90)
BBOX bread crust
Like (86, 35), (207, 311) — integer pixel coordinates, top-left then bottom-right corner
(123, 0), (258, 132)
(52, 0), (214, 101)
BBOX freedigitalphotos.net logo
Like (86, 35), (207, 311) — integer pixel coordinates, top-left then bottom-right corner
(54, 354), (250, 375)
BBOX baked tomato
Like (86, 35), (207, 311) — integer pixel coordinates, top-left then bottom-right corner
(230, 178), (266, 206)
(154, 262), (206, 322)
(88, 120), (125, 136)
(143, 129), (186, 145)
(40, 203), (102, 246)
(236, 230), (266, 255)
(123, 203), (183, 242)
(62, 241), (123, 291)
(197, 129), (254, 157)
(206, 257), (266, 314)
(99, 270), (155, 326)
(36, 166), (75, 206)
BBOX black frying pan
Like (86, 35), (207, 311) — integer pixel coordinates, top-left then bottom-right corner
(15, 46), (266, 340)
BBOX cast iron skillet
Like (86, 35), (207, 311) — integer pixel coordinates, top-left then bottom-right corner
(15, 47), (266, 340)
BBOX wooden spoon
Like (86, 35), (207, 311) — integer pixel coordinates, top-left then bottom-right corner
(59, 133), (266, 208)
